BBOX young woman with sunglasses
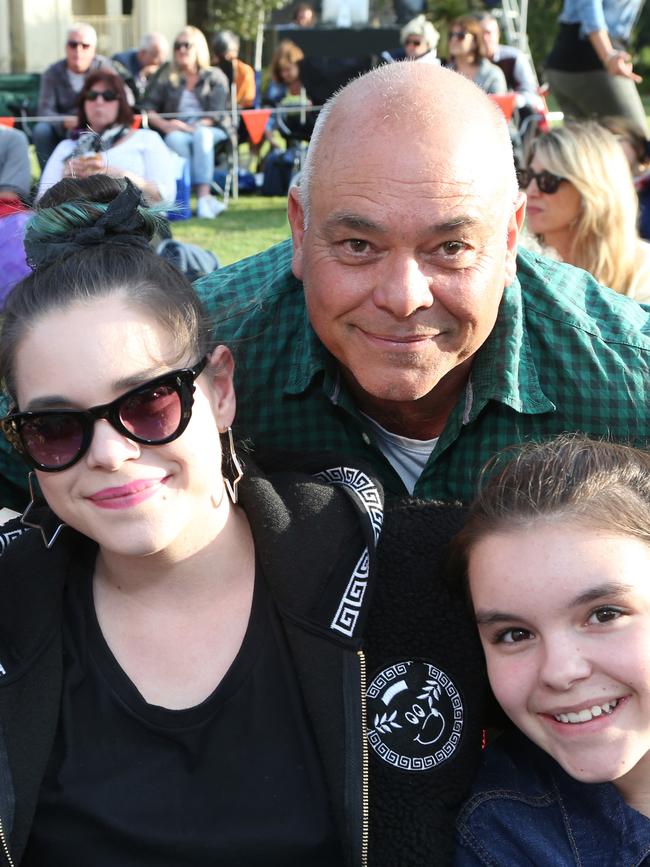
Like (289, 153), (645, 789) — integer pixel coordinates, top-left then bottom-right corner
(520, 121), (650, 302)
(451, 435), (650, 865)
(0, 175), (384, 866)
(37, 69), (176, 205)
(143, 26), (231, 219)
(444, 16), (506, 95)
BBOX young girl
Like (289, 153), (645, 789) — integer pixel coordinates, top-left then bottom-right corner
(0, 175), (383, 866)
(451, 435), (650, 866)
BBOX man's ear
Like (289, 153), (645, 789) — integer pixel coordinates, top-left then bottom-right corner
(287, 185), (306, 281)
(206, 345), (236, 431)
(504, 191), (526, 286)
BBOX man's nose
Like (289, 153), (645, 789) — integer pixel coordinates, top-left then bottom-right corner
(372, 255), (434, 318)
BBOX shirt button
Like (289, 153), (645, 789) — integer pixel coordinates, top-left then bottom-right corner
(361, 432), (371, 445)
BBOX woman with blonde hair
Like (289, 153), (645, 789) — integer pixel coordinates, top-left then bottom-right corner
(143, 26), (230, 218)
(519, 121), (650, 302)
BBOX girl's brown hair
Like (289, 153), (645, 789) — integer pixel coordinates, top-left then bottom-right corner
(447, 435), (650, 596)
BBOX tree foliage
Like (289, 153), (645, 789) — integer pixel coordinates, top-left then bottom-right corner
(189, 0), (293, 42)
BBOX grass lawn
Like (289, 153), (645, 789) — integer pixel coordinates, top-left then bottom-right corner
(171, 195), (291, 268)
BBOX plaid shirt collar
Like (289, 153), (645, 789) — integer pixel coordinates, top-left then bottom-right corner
(282, 268), (555, 421)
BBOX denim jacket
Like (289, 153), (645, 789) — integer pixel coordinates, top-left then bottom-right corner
(558, 0), (642, 42)
(455, 730), (650, 867)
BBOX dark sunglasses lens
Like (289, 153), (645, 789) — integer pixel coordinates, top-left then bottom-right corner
(21, 415), (84, 469)
(119, 380), (183, 442)
(451, 30), (467, 38)
(68, 41), (91, 49)
(538, 171), (561, 193)
(86, 90), (117, 101)
(174, 41), (191, 50)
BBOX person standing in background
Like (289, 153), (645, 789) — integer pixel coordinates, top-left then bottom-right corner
(545, 0), (647, 137)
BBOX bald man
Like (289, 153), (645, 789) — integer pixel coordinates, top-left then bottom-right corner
(194, 62), (650, 502)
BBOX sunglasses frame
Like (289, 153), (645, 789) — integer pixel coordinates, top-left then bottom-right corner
(174, 41), (193, 51)
(517, 167), (566, 194)
(2, 358), (207, 473)
(84, 89), (119, 102)
(405, 37), (423, 46)
(449, 30), (468, 39)
(67, 40), (92, 50)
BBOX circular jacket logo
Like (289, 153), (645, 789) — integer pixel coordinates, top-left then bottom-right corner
(366, 660), (464, 772)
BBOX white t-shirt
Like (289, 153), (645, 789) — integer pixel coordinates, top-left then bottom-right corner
(361, 413), (438, 495)
(37, 129), (177, 205)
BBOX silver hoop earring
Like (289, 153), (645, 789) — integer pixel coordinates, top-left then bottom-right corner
(21, 472), (67, 549)
(223, 427), (243, 505)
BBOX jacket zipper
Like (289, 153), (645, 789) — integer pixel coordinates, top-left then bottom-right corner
(358, 649), (369, 867)
(0, 816), (13, 867)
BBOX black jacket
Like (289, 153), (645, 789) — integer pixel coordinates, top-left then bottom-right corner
(0, 462), (487, 866)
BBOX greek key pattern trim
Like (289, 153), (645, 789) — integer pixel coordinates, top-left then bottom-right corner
(315, 466), (383, 544)
(329, 547), (369, 637)
(0, 527), (26, 557)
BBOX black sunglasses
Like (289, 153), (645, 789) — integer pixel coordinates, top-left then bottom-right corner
(450, 30), (468, 39)
(1, 359), (207, 473)
(174, 41), (193, 51)
(516, 167), (566, 194)
(405, 37), (422, 46)
(84, 89), (119, 102)
(68, 40), (92, 49)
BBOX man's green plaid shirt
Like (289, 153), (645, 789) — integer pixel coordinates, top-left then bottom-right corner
(0, 240), (648, 507)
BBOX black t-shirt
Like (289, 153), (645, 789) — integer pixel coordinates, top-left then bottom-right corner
(22, 550), (342, 867)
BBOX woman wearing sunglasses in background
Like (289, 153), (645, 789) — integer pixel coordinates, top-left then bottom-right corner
(451, 435), (650, 865)
(0, 175), (383, 865)
(400, 15), (440, 65)
(519, 120), (650, 303)
(143, 26), (231, 219)
(444, 16), (506, 95)
(37, 69), (176, 205)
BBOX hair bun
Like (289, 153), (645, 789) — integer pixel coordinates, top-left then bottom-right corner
(25, 178), (162, 270)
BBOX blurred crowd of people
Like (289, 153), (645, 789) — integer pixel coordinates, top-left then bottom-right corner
(0, 4), (649, 303)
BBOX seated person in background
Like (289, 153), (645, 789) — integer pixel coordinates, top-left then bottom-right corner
(37, 69), (176, 205)
(0, 126), (31, 201)
(211, 30), (256, 109)
(143, 26), (230, 219)
(0, 126), (33, 303)
(445, 16), (506, 94)
(34, 23), (114, 169)
(451, 435), (650, 866)
(478, 13), (540, 111)
(291, 3), (316, 27)
(399, 15), (440, 64)
(265, 40), (305, 107)
(520, 120), (650, 303)
(112, 31), (169, 103)
(600, 114), (650, 243)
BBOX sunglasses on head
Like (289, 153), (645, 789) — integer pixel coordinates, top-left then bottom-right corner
(405, 37), (422, 46)
(1, 359), (207, 473)
(516, 167), (566, 194)
(174, 41), (193, 51)
(84, 89), (118, 102)
(68, 40), (92, 50)
(450, 30), (468, 39)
